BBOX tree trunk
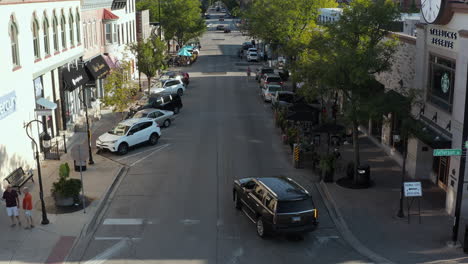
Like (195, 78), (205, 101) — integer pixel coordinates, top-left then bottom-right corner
(147, 76), (152, 95)
(138, 71), (142, 92)
(352, 120), (361, 185)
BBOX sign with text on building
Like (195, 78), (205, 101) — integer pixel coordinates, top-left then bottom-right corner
(404, 182), (422, 197)
(433, 149), (462, 156)
(427, 25), (458, 52)
(0, 91), (17, 120)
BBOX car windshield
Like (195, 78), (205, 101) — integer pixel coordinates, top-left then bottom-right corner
(279, 94), (294, 102)
(277, 197), (314, 213)
(133, 112), (148, 118)
(250, 53), (257, 56)
(108, 124), (130, 136)
(268, 86), (282, 92)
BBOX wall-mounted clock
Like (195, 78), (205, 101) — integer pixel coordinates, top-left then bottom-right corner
(422, 0), (444, 24)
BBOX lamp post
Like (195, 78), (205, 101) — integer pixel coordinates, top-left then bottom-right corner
(24, 120), (50, 225)
(78, 87), (95, 165)
(158, 0), (162, 40)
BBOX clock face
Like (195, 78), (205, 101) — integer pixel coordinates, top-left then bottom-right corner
(422, 0), (443, 24)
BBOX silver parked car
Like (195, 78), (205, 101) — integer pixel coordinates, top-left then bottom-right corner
(133, 108), (175, 128)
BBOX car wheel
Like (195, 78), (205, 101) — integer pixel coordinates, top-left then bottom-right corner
(149, 133), (159, 146)
(233, 191), (241, 210)
(117, 143), (129, 155)
(177, 89), (184, 96)
(173, 107), (180, 114)
(256, 217), (267, 238)
(163, 119), (171, 128)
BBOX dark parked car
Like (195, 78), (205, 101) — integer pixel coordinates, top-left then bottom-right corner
(224, 28), (231, 33)
(256, 67), (275, 81)
(216, 25), (225, 30)
(233, 177), (318, 238)
(161, 71), (190, 86)
(271, 91), (295, 109)
(131, 93), (183, 117)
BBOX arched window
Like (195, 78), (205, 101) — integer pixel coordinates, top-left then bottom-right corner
(68, 10), (74, 46)
(52, 11), (59, 52)
(32, 16), (41, 59)
(75, 9), (81, 44)
(9, 16), (20, 67)
(43, 14), (50, 55)
(60, 11), (67, 49)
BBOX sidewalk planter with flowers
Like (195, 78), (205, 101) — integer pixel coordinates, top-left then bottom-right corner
(51, 162), (82, 207)
(320, 154), (336, 182)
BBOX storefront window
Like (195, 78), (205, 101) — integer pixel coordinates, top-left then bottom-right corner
(428, 54), (455, 112)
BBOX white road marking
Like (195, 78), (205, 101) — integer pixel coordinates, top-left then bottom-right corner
(115, 145), (166, 161)
(103, 218), (144, 225)
(94, 237), (142, 241)
(83, 239), (129, 264)
(129, 143), (170, 167)
(180, 219), (201, 225)
(217, 219), (223, 227)
(226, 247), (244, 264)
(316, 235), (340, 243)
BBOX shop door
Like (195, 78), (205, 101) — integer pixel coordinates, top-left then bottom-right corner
(433, 156), (450, 190)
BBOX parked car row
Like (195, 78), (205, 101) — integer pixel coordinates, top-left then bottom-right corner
(96, 72), (190, 155)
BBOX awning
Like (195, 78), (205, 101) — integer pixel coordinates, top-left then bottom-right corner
(85, 55), (111, 80)
(103, 55), (117, 68)
(36, 98), (57, 110)
(413, 119), (452, 149)
(103, 9), (119, 21)
(62, 65), (90, 91)
(178, 49), (192, 57)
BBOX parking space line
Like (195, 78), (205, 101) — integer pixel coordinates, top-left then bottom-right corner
(129, 143), (170, 167)
(115, 143), (169, 161)
(83, 239), (129, 264)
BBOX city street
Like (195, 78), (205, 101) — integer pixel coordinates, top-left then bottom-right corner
(74, 14), (371, 264)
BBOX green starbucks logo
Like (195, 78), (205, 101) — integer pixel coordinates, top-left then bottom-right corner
(441, 73), (450, 94)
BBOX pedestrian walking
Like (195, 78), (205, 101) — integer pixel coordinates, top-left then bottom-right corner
(2, 185), (21, 227)
(247, 66), (252, 80)
(22, 187), (34, 229)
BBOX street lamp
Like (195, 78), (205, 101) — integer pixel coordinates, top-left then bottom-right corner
(24, 120), (50, 225)
(158, 0), (162, 40)
(78, 87), (95, 165)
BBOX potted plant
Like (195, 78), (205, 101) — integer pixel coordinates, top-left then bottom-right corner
(319, 154), (336, 182)
(51, 162), (82, 207)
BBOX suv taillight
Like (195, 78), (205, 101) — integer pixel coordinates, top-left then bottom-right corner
(279, 82), (284, 85)
(314, 209), (318, 219)
(265, 81), (269, 84)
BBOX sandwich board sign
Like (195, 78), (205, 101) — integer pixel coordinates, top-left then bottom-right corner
(404, 182), (422, 197)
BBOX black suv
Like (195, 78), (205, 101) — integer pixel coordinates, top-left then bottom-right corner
(256, 67), (274, 81)
(233, 177), (318, 238)
(133, 93), (183, 116)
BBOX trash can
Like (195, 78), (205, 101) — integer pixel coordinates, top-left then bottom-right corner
(357, 165), (370, 186)
(74, 160), (87, 172)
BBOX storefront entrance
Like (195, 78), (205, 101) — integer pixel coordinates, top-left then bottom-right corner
(433, 156), (450, 190)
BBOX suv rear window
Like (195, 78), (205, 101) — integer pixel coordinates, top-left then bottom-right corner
(277, 197), (314, 213)
(262, 69), (274, 74)
(266, 76), (282, 83)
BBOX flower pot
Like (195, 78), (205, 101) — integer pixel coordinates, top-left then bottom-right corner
(54, 194), (74, 207)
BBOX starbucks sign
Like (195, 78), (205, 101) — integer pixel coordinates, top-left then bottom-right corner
(441, 73), (450, 93)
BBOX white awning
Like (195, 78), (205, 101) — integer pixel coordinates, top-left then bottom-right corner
(36, 98), (57, 110)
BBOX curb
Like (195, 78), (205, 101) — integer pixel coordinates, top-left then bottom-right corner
(64, 166), (128, 263)
(315, 181), (395, 264)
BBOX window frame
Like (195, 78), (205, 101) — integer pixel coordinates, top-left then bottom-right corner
(83, 22), (88, 49)
(9, 16), (20, 67)
(427, 53), (456, 113)
(75, 9), (81, 44)
(105, 23), (112, 44)
(60, 11), (67, 49)
(43, 15), (50, 55)
(52, 12), (59, 52)
(68, 10), (75, 46)
(32, 16), (41, 59)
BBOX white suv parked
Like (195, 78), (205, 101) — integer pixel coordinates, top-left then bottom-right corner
(150, 79), (186, 96)
(96, 118), (161, 155)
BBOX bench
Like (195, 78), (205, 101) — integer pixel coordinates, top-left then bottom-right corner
(5, 167), (34, 194)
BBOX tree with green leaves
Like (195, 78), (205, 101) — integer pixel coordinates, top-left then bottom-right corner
(129, 37), (167, 94)
(102, 59), (138, 115)
(242, 0), (336, 59)
(298, 0), (400, 184)
(137, 0), (206, 51)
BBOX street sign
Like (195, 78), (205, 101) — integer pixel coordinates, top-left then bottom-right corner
(34, 109), (52, 116)
(433, 149), (462, 156)
(71, 144), (89, 163)
(404, 182), (422, 197)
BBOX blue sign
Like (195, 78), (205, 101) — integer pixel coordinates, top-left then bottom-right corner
(0, 91), (17, 120)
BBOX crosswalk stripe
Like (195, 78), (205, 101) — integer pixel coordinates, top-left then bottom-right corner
(103, 218), (144, 225)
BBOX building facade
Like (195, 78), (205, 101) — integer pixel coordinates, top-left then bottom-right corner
(0, 0), (83, 183)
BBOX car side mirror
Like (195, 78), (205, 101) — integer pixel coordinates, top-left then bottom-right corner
(128, 131), (134, 136)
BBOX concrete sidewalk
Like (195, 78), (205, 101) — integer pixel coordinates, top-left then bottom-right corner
(0, 111), (124, 264)
(318, 135), (468, 264)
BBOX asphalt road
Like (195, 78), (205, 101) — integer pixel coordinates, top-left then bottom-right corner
(75, 13), (372, 264)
